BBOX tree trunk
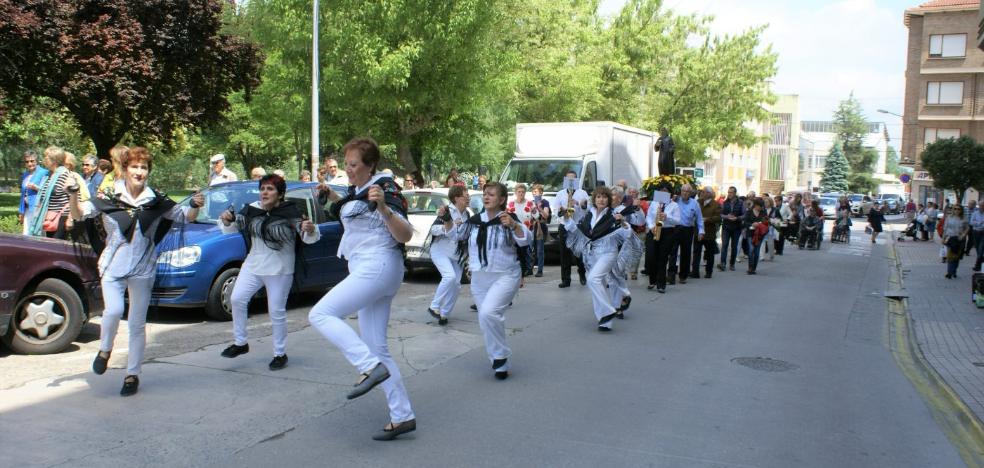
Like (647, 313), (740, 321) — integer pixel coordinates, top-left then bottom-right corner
(396, 136), (419, 178)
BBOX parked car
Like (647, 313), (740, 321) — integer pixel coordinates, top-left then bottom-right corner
(876, 194), (904, 214)
(848, 194), (874, 217)
(818, 197), (838, 220)
(403, 188), (483, 273)
(0, 233), (103, 354)
(152, 181), (348, 321)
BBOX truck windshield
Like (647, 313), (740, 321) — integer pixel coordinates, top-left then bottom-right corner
(499, 160), (583, 192)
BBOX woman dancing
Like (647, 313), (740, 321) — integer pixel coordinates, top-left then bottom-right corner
(308, 137), (416, 441)
(444, 182), (530, 379)
(427, 185), (471, 325)
(218, 174), (320, 370)
(68, 147), (202, 396)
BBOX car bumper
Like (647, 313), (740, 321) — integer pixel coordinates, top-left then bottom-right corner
(405, 246), (433, 268)
(152, 268), (211, 307)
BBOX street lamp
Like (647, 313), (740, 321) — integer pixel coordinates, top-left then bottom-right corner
(877, 109), (903, 118)
(311, 0), (320, 176)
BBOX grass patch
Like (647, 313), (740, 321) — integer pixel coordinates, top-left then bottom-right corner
(0, 193), (21, 217)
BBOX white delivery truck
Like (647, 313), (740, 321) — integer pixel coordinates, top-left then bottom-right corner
(498, 121), (658, 241)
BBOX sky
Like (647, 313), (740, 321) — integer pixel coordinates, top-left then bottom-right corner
(599, 0), (918, 150)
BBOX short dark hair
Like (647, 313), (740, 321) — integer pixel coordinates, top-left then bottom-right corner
(565, 169), (577, 177)
(259, 174), (287, 198)
(484, 182), (508, 211)
(592, 186), (614, 207)
(342, 137), (381, 173)
(448, 185), (467, 203)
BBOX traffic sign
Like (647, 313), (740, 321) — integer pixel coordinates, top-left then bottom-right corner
(694, 168), (704, 178)
(899, 173), (911, 183)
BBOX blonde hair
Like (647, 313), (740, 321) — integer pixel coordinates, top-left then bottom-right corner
(109, 146), (128, 177)
(64, 152), (77, 170)
(514, 183), (528, 192)
(43, 146), (66, 167)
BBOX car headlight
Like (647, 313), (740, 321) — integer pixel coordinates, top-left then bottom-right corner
(157, 246), (201, 268)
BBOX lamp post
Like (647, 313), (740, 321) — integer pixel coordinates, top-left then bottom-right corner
(311, 0), (320, 176)
(877, 109), (913, 165)
(877, 109), (902, 118)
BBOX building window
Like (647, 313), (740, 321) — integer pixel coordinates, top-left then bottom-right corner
(929, 34), (966, 58)
(924, 128), (960, 144)
(927, 81), (963, 105)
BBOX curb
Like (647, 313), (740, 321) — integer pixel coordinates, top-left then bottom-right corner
(887, 233), (984, 467)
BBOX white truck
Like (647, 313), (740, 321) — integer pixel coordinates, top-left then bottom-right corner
(498, 121), (658, 240)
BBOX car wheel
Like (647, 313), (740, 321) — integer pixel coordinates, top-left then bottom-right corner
(205, 268), (239, 321)
(2, 278), (84, 355)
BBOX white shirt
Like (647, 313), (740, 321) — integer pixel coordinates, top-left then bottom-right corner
(337, 173), (404, 261)
(220, 202), (321, 275)
(646, 200), (681, 231)
(551, 188), (590, 221)
(209, 168), (238, 186)
(325, 172), (349, 185)
(429, 204), (468, 257)
(81, 184), (190, 278)
(447, 211), (531, 273)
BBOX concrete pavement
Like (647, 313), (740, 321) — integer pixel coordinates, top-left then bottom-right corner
(0, 225), (968, 467)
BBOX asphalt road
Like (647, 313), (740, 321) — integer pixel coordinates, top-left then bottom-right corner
(0, 221), (966, 467)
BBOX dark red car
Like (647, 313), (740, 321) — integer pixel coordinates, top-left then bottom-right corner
(0, 233), (103, 354)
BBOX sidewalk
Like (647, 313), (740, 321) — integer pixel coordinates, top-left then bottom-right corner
(891, 221), (984, 422)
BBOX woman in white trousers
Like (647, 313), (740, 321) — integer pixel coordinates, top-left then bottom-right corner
(564, 186), (632, 331)
(445, 182), (530, 380)
(69, 147), (202, 397)
(308, 137), (416, 441)
(428, 185), (470, 325)
(218, 174), (320, 370)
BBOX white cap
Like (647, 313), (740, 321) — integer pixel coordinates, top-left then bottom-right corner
(210, 153), (225, 163)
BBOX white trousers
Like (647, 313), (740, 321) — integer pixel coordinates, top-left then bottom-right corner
(471, 270), (521, 371)
(100, 275), (155, 375)
(429, 249), (462, 317)
(609, 270), (629, 310)
(308, 252), (414, 423)
(230, 267), (293, 356)
(585, 250), (618, 328)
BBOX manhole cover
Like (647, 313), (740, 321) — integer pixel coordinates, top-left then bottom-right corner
(731, 357), (799, 372)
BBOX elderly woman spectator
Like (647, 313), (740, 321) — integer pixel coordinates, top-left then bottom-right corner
(299, 169), (312, 182)
(98, 146), (127, 196)
(251, 167), (267, 180)
(19, 150), (49, 234)
(29, 147), (74, 239)
(81, 154), (103, 195)
(943, 204), (970, 279)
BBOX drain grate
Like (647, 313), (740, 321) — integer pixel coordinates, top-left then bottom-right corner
(731, 357), (799, 372)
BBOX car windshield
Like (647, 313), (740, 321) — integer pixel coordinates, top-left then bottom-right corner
(499, 159), (583, 193)
(820, 198), (837, 207)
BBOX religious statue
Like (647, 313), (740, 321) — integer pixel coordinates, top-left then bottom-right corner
(655, 127), (675, 176)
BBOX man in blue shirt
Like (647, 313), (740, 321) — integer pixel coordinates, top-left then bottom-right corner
(667, 184), (704, 284)
(18, 150), (49, 235)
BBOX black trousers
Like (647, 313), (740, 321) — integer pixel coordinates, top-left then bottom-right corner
(646, 227), (676, 288)
(669, 226), (695, 279)
(774, 226), (785, 254)
(558, 225), (585, 283)
(692, 234), (718, 276)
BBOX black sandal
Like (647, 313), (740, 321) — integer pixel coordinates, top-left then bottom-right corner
(372, 419), (417, 441)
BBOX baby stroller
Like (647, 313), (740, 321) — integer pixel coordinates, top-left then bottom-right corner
(897, 220), (920, 242)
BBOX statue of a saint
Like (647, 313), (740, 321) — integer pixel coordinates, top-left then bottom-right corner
(655, 127), (675, 176)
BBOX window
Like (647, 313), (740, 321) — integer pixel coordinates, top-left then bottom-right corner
(929, 34), (966, 58)
(582, 161), (597, 192)
(924, 128), (960, 144)
(927, 81), (963, 105)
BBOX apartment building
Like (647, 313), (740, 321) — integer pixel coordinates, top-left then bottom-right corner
(902, 0), (982, 204)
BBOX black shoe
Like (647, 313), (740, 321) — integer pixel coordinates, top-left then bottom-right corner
(347, 363), (391, 400)
(523, 269), (533, 277)
(619, 296), (632, 313)
(438, 316), (448, 326)
(579, 276), (587, 285)
(494, 370), (509, 380)
(705, 271), (712, 279)
(717, 263), (725, 272)
(92, 350), (111, 375)
(427, 308), (440, 319)
(667, 278), (676, 285)
(689, 273), (700, 279)
(221, 343), (250, 358)
(729, 265), (735, 271)
(647, 284), (656, 290)
(120, 375), (139, 397)
(534, 271), (543, 277)
(470, 304), (478, 311)
(598, 326), (612, 332)
(269, 354), (288, 370)
(558, 282), (571, 288)
(657, 287), (666, 294)
(615, 311), (624, 320)
(372, 419), (417, 441)
(679, 277), (687, 284)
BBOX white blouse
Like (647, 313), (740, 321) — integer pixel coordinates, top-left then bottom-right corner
(564, 207), (631, 256)
(447, 211), (531, 273)
(428, 204), (468, 257)
(220, 201), (321, 275)
(337, 173), (405, 261)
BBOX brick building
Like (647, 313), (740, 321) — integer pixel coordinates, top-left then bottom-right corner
(902, 0), (983, 204)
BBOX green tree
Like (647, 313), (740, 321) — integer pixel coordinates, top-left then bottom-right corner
(0, 0), (263, 158)
(820, 144), (850, 193)
(832, 93), (877, 191)
(921, 136), (984, 204)
(885, 146), (902, 176)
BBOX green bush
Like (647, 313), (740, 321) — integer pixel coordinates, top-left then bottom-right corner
(0, 214), (21, 234)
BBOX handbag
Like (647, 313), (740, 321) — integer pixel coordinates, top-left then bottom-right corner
(42, 206), (67, 232)
(864, 225), (872, 235)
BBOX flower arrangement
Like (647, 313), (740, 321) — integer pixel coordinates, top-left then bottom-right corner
(641, 174), (696, 197)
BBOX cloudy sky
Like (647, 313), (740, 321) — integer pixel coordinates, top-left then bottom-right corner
(600, 0), (917, 147)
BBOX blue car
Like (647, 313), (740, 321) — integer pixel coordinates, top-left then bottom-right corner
(152, 181), (348, 320)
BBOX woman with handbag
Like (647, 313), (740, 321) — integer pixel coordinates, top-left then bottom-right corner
(743, 197), (769, 274)
(29, 147), (74, 239)
(69, 147), (203, 396)
(943, 205), (970, 279)
(867, 203), (885, 244)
